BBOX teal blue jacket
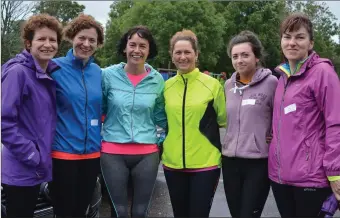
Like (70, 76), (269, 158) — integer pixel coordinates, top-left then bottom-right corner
(102, 63), (167, 144)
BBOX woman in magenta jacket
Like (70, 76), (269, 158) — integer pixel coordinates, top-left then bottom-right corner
(268, 12), (340, 217)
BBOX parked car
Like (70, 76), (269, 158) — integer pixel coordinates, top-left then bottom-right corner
(1, 176), (102, 218)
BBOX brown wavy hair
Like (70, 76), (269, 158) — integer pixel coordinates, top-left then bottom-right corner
(21, 13), (63, 50)
(63, 14), (104, 45)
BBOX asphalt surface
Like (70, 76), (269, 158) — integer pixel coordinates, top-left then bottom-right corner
(99, 129), (340, 217)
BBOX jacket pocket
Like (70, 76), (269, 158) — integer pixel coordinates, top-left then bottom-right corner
(304, 134), (315, 175)
(237, 132), (261, 155)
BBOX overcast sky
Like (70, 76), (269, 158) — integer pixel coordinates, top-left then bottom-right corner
(79, 1), (340, 42)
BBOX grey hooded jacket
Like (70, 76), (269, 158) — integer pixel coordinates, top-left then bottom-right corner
(222, 68), (278, 158)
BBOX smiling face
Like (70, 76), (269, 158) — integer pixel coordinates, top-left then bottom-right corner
(281, 26), (314, 62)
(124, 33), (149, 65)
(172, 40), (197, 74)
(72, 27), (98, 60)
(27, 27), (58, 66)
(231, 42), (258, 76)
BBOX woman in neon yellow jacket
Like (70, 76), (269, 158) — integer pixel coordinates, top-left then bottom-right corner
(162, 29), (226, 217)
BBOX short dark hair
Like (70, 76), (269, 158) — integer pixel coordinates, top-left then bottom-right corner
(280, 12), (313, 41)
(22, 13), (63, 50)
(169, 29), (199, 55)
(227, 30), (265, 63)
(63, 14), (104, 46)
(117, 25), (158, 59)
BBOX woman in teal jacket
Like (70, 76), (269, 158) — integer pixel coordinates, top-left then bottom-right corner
(101, 25), (167, 218)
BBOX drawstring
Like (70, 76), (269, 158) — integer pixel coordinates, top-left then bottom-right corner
(230, 83), (249, 96)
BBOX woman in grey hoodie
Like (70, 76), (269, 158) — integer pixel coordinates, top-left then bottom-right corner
(222, 31), (278, 217)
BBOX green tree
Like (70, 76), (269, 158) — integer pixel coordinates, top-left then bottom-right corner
(213, 1), (286, 76)
(1, 1), (37, 64)
(33, 0), (85, 57)
(99, 1), (225, 70)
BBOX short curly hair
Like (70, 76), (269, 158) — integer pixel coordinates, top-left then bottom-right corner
(63, 14), (104, 45)
(117, 25), (158, 60)
(169, 29), (199, 55)
(21, 13), (63, 50)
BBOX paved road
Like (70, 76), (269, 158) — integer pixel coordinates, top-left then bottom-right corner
(99, 129), (340, 217)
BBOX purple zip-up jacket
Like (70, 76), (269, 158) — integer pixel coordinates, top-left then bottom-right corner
(222, 68), (278, 158)
(268, 51), (340, 188)
(1, 50), (59, 186)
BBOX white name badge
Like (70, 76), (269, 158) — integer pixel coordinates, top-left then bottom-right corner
(242, 99), (256, 106)
(284, 104), (296, 115)
(91, 119), (99, 126)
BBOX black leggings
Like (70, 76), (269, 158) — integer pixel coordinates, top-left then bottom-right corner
(49, 158), (100, 217)
(2, 184), (40, 218)
(163, 168), (220, 217)
(222, 157), (270, 218)
(100, 152), (159, 218)
(271, 180), (332, 217)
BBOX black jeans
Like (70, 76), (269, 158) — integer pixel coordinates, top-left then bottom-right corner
(164, 168), (220, 217)
(222, 156), (270, 218)
(271, 180), (332, 217)
(100, 152), (159, 218)
(49, 158), (100, 217)
(2, 184), (40, 218)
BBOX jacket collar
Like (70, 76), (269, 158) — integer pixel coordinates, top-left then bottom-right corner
(66, 49), (94, 69)
(275, 51), (316, 78)
(176, 68), (200, 83)
(22, 49), (59, 80)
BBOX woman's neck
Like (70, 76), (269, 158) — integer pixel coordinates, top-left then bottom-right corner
(239, 70), (255, 84)
(288, 60), (297, 75)
(179, 67), (195, 75)
(37, 60), (48, 73)
(125, 63), (145, 75)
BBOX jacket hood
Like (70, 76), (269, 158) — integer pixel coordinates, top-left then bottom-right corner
(230, 68), (272, 95)
(2, 49), (59, 76)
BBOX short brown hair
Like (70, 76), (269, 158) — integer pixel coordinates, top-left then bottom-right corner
(280, 12), (314, 41)
(63, 14), (104, 45)
(22, 14), (63, 50)
(169, 29), (199, 55)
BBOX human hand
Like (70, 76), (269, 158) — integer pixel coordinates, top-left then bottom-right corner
(330, 180), (340, 201)
(266, 136), (272, 144)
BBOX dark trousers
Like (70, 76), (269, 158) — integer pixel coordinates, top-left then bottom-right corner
(164, 168), (220, 218)
(271, 180), (332, 217)
(49, 158), (100, 217)
(2, 184), (40, 218)
(100, 152), (159, 218)
(222, 157), (270, 218)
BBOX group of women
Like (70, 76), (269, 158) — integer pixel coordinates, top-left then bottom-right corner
(1, 11), (340, 218)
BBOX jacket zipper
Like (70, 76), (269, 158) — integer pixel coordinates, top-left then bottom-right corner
(81, 68), (88, 153)
(276, 77), (290, 183)
(181, 77), (188, 168)
(131, 87), (136, 141)
(235, 88), (244, 157)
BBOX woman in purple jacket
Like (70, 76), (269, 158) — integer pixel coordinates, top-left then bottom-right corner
(222, 30), (278, 217)
(1, 14), (62, 218)
(268, 12), (340, 217)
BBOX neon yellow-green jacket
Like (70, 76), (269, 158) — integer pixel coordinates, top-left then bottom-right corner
(162, 68), (226, 169)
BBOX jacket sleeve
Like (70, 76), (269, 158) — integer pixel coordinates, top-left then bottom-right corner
(154, 80), (167, 130)
(213, 82), (227, 127)
(315, 64), (340, 177)
(1, 65), (40, 167)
